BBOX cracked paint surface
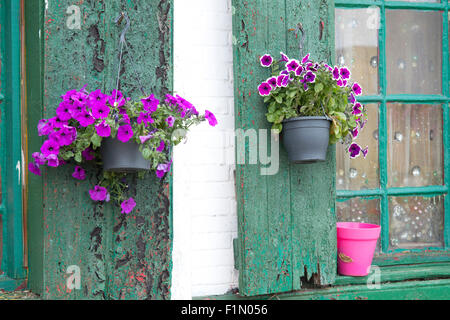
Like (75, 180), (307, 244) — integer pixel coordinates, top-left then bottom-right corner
(40, 0), (173, 300)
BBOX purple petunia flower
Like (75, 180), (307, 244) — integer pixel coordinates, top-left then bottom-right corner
(156, 161), (172, 179)
(82, 147), (95, 161)
(41, 139), (60, 157)
(95, 121), (111, 138)
(295, 65), (304, 76)
(72, 166), (86, 180)
(137, 112), (154, 127)
(332, 66), (340, 80)
(46, 154), (60, 167)
(340, 67), (351, 80)
(117, 124), (134, 143)
(258, 82), (272, 96)
(32, 152), (47, 166)
(48, 116), (68, 129)
(89, 185), (108, 202)
(348, 143), (362, 159)
(139, 133), (153, 144)
(260, 54), (273, 67)
(267, 77), (277, 88)
(91, 103), (110, 120)
(156, 140), (165, 152)
(336, 79), (344, 87)
(141, 94), (159, 113)
(352, 104), (363, 116)
(348, 92), (356, 104)
(281, 75), (290, 87)
(352, 82), (362, 96)
(351, 127), (359, 139)
(280, 52), (289, 62)
(76, 111), (95, 127)
(205, 110), (218, 127)
(361, 146), (369, 158)
(304, 71), (316, 83)
(301, 54), (310, 64)
(286, 59), (300, 72)
(166, 116), (175, 127)
(121, 197), (136, 214)
(52, 125), (77, 146)
(28, 161), (41, 176)
(89, 89), (108, 106)
(358, 118), (368, 130)
(56, 102), (73, 121)
(108, 89), (125, 107)
(38, 119), (53, 136)
(165, 94), (178, 106)
(276, 75), (287, 87)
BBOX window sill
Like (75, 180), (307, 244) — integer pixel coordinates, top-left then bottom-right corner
(195, 262), (450, 300)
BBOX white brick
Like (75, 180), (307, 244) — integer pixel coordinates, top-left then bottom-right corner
(192, 233), (232, 250)
(191, 267), (233, 285)
(191, 198), (232, 216)
(191, 250), (234, 267)
(192, 216), (235, 233)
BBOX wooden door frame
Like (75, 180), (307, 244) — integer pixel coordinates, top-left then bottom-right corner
(0, 0), (26, 289)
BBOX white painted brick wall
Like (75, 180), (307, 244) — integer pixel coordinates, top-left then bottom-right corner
(171, 0), (238, 299)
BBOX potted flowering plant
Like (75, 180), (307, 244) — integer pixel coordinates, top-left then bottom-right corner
(29, 85), (217, 214)
(258, 52), (368, 163)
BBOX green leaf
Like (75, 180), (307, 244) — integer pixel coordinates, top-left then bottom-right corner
(314, 83), (324, 93)
(75, 152), (82, 163)
(91, 134), (103, 148)
(142, 148), (152, 160)
(275, 95), (283, 104)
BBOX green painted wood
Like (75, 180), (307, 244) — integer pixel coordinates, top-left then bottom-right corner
(24, 0), (44, 294)
(232, 0), (336, 297)
(0, 0), (25, 282)
(26, 0), (173, 300)
(334, 262), (450, 286)
(196, 277), (450, 300)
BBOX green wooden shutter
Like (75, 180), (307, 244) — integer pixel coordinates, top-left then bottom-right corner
(232, 0), (337, 296)
(25, 0), (173, 300)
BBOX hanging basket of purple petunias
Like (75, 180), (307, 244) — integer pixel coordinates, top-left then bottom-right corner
(29, 87), (217, 214)
(258, 52), (369, 163)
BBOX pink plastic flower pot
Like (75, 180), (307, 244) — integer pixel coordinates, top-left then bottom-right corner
(336, 222), (381, 276)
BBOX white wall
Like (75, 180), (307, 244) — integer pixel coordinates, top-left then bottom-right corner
(171, 0), (238, 299)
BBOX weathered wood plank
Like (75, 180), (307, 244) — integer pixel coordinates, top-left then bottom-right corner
(233, 0), (336, 296)
(30, 0), (173, 300)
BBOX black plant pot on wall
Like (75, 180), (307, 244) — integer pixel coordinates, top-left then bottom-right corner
(282, 116), (332, 164)
(101, 137), (151, 172)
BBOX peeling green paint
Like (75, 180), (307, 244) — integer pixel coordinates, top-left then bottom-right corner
(26, 0), (173, 300)
(232, 0), (336, 297)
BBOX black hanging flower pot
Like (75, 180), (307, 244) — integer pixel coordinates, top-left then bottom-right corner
(282, 116), (332, 164)
(101, 137), (150, 172)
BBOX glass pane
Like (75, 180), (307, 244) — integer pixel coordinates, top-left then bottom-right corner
(386, 10), (442, 95)
(337, 198), (381, 254)
(389, 195), (444, 250)
(387, 104), (443, 187)
(335, 8), (380, 95)
(337, 104), (379, 190)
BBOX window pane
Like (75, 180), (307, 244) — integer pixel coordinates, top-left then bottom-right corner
(335, 8), (380, 95)
(337, 198), (381, 254)
(337, 104), (379, 190)
(386, 10), (442, 95)
(387, 103), (443, 187)
(389, 195), (444, 250)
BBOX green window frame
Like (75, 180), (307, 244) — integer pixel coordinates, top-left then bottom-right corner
(0, 0), (25, 288)
(335, 0), (450, 265)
